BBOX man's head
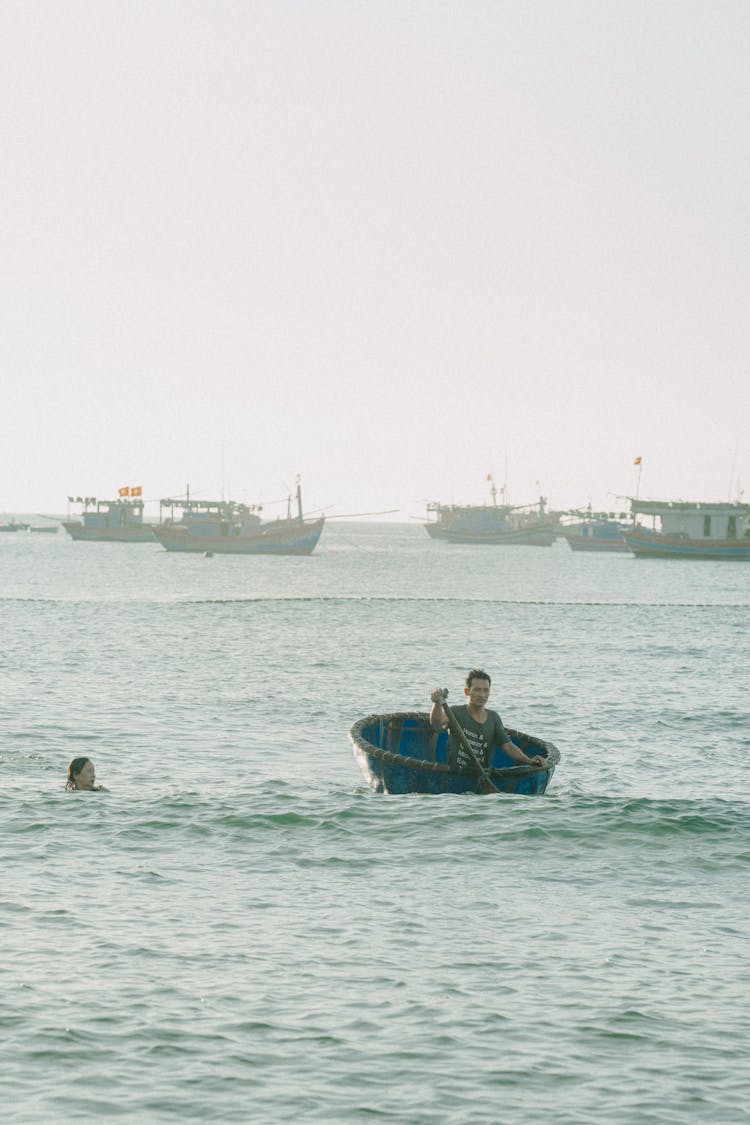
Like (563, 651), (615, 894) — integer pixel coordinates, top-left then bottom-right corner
(464, 669), (491, 707)
(465, 669), (491, 691)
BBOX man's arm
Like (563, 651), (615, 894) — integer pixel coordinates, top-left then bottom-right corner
(500, 739), (545, 767)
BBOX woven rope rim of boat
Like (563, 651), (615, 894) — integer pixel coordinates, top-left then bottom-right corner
(349, 712), (560, 776)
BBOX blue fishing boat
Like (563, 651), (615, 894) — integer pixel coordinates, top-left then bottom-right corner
(350, 712), (559, 795)
(62, 496), (155, 543)
(561, 508), (631, 552)
(152, 481), (324, 555)
(622, 499), (750, 560)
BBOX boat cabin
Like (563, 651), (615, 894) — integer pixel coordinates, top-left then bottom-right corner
(159, 498), (263, 536)
(631, 499), (750, 540)
(561, 507), (630, 539)
(72, 498), (145, 529)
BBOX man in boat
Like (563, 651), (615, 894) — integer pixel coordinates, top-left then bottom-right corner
(429, 669), (545, 771)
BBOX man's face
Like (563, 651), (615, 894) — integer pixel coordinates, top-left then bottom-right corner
(465, 678), (490, 708)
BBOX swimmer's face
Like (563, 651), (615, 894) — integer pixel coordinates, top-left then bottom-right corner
(74, 760), (96, 790)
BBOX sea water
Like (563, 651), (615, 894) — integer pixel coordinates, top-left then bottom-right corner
(1, 523), (748, 1123)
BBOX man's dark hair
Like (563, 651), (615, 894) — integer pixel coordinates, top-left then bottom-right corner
(466, 668), (491, 689)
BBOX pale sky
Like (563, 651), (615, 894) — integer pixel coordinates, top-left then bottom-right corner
(2, 1), (749, 520)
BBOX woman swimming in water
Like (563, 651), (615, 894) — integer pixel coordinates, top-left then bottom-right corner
(65, 757), (109, 792)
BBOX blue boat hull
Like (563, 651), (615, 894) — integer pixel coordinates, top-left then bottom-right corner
(350, 712), (559, 795)
(623, 528), (750, 560)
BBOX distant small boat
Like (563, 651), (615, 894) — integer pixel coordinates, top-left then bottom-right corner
(622, 499), (750, 560)
(425, 482), (558, 546)
(62, 497), (155, 543)
(561, 509), (630, 552)
(0, 518), (58, 533)
(350, 712), (559, 795)
(152, 481), (324, 555)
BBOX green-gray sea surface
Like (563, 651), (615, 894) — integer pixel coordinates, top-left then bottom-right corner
(2, 523), (748, 1122)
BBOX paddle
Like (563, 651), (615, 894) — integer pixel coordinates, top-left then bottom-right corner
(434, 689), (500, 794)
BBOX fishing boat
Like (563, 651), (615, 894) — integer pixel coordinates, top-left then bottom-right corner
(622, 499), (750, 560)
(561, 508), (631, 552)
(350, 711), (559, 795)
(425, 482), (558, 546)
(0, 519), (30, 532)
(152, 481), (324, 555)
(62, 496), (155, 543)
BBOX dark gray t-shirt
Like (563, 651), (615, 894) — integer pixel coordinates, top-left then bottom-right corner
(448, 705), (510, 771)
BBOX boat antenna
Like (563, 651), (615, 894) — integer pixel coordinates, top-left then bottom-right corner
(633, 456), (643, 502)
(727, 438), (739, 502)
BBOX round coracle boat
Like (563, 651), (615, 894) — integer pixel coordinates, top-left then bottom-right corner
(350, 711), (559, 796)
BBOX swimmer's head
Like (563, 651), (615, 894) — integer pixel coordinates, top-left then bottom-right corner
(66, 757), (96, 791)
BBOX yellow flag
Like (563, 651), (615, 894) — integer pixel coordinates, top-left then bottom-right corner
(118, 486), (130, 497)
(633, 457), (642, 466)
(130, 485), (142, 497)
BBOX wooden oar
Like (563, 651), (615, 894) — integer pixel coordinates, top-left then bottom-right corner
(436, 690), (500, 794)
